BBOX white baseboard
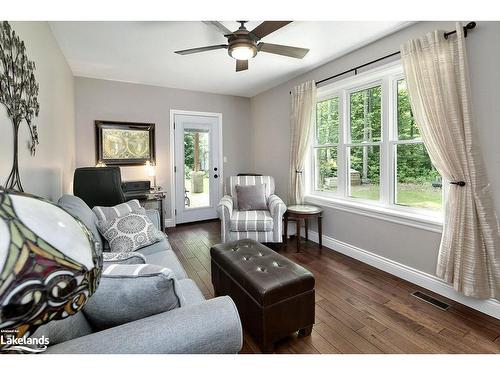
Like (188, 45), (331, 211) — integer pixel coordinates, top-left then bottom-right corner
(164, 219), (175, 228)
(288, 224), (500, 320)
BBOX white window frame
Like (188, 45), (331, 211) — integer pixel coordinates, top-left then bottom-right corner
(305, 61), (444, 232)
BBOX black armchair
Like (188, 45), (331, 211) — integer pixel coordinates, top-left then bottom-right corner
(73, 167), (126, 208)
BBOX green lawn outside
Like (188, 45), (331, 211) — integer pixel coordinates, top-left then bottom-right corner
(349, 183), (442, 211)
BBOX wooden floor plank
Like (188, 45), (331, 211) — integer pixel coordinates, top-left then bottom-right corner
(315, 288), (388, 333)
(439, 328), (496, 354)
(313, 322), (361, 354)
(315, 305), (383, 353)
(384, 300), (446, 333)
(307, 328), (341, 354)
(355, 326), (406, 354)
(166, 220), (500, 354)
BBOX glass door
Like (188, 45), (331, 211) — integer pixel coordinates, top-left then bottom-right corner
(174, 114), (220, 224)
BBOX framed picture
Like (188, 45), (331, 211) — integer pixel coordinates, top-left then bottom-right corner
(95, 120), (155, 166)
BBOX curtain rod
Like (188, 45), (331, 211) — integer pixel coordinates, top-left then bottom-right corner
(289, 22), (476, 93)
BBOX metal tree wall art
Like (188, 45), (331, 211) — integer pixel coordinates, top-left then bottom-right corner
(0, 21), (40, 191)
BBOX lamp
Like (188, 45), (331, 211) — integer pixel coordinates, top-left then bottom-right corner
(228, 43), (257, 60)
(0, 189), (102, 352)
(145, 160), (157, 191)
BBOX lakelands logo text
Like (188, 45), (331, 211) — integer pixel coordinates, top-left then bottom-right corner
(1, 329), (49, 353)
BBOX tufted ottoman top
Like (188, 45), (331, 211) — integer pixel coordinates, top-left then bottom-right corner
(210, 239), (315, 306)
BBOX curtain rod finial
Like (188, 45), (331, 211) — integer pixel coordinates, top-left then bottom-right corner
(466, 22), (477, 30)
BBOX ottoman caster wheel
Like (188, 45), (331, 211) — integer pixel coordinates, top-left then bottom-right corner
(298, 325), (313, 337)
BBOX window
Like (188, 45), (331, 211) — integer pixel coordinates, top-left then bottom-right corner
(314, 97), (339, 192)
(394, 80), (442, 211)
(309, 63), (443, 218)
(348, 85), (381, 201)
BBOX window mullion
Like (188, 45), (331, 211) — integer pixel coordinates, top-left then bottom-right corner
(378, 76), (390, 206)
(337, 89), (347, 198)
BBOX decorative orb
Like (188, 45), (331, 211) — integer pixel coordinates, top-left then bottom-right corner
(0, 190), (102, 346)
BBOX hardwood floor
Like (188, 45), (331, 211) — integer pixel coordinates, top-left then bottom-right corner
(166, 220), (500, 354)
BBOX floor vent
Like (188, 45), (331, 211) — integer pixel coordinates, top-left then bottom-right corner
(411, 291), (451, 311)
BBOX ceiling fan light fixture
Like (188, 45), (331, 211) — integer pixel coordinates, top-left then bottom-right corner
(228, 43), (257, 60)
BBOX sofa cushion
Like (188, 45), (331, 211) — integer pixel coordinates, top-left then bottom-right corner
(139, 249), (188, 280)
(230, 210), (274, 232)
(30, 311), (94, 346)
(103, 251), (146, 265)
(97, 209), (164, 253)
(235, 184), (267, 211)
(58, 194), (103, 251)
(136, 236), (172, 255)
(177, 279), (206, 307)
(83, 263), (180, 330)
(92, 199), (142, 222)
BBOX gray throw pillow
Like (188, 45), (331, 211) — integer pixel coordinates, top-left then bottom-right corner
(103, 251), (146, 265)
(97, 209), (164, 253)
(235, 184), (268, 210)
(83, 263), (180, 330)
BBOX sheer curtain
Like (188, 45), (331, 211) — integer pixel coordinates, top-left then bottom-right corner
(288, 81), (316, 205)
(401, 23), (500, 299)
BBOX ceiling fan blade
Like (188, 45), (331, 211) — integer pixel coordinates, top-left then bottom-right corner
(250, 21), (292, 39)
(174, 44), (228, 55)
(236, 59), (248, 72)
(258, 42), (309, 59)
(202, 21), (233, 36)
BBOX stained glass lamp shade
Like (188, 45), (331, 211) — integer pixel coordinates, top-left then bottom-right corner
(0, 190), (102, 348)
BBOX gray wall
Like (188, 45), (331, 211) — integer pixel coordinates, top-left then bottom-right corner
(75, 77), (253, 220)
(0, 22), (75, 201)
(250, 21), (500, 275)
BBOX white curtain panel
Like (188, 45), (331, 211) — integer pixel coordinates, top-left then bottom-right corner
(288, 81), (316, 205)
(401, 23), (500, 299)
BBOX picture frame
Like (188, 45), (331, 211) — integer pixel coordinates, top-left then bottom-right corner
(95, 120), (156, 166)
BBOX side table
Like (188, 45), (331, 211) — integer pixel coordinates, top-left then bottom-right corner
(138, 190), (167, 232)
(284, 204), (323, 254)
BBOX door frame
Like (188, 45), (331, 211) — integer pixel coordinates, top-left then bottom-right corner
(169, 109), (223, 227)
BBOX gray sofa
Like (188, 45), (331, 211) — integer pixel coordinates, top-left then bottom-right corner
(34, 195), (242, 354)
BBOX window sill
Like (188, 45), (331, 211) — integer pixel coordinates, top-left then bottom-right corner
(304, 194), (443, 233)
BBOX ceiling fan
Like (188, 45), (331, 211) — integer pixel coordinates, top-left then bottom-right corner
(174, 21), (310, 72)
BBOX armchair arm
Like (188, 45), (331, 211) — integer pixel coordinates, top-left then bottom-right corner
(217, 195), (233, 242)
(268, 194), (287, 242)
(45, 296), (243, 354)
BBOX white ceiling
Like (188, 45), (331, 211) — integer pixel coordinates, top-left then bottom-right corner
(49, 21), (409, 97)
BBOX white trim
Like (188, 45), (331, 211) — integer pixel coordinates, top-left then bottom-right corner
(169, 111), (176, 226)
(305, 194), (443, 233)
(302, 229), (500, 320)
(169, 109), (224, 227)
(164, 218), (175, 228)
(316, 60), (402, 99)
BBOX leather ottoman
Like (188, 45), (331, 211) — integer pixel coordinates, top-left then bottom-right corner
(210, 239), (315, 353)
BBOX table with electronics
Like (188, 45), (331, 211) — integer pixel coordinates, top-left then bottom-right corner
(123, 183), (167, 232)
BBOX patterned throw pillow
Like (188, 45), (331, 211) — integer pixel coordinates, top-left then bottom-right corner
(97, 209), (164, 253)
(92, 199), (142, 222)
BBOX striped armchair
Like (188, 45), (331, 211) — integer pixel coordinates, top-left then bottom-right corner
(217, 176), (287, 243)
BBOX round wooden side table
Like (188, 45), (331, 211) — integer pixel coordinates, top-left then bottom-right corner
(284, 204), (323, 254)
